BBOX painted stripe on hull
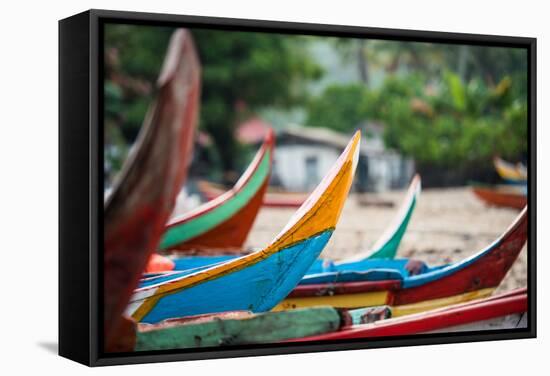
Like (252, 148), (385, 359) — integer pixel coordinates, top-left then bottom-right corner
(128, 133), (361, 323)
(287, 292), (527, 342)
(167, 174), (421, 272)
(135, 230), (334, 323)
(273, 290), (389, 311)
(342, 174), (421, 261)
(167, 178), (269, 251)
(273, 288), (493, 315)
(160, 148), (271, 249)
(136, 307), (340, 350)
(425, 312), (527, 333)
(391, 288), (495, 317)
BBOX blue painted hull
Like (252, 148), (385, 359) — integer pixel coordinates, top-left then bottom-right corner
(139, 230), (333, 323)
(168, 253), (418, 277)
(165, 255), (449, 287)
(300, 259), (449, 285)
(164, 249), (498, 289)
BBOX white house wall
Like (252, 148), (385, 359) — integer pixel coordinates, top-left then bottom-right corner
(273, 144), (341, 192)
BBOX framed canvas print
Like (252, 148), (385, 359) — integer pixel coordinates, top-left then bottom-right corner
(59, 9), (536, 366)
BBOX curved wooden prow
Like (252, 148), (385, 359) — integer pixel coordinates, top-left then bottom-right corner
(395, 206), (528, 302)
(103, 29), (201, 348)
(159, 129), (274, 252)
(494, 156), (527, 182)
(126, 132), (361, 322)
(339, 174), (421, 263)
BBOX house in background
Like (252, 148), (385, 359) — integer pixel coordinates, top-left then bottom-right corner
(236, 119), (414, 193)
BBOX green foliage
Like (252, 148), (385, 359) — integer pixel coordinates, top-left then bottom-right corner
(104, 25), (323, 179)
(307, 71), (527, 171)
(192, 30), (322, 172)
(306, 84), (369, 131)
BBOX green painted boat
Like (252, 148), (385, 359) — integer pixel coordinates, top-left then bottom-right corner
(159, 130), (274, 252)
(135, 307), (341, 350)
(135, 304), (391, 351)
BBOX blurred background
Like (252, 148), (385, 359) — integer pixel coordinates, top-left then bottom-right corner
(103, 24), (528, 292)
(104, 24), (527, 191)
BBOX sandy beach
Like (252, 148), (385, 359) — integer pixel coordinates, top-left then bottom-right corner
(245, 187), (527, 293)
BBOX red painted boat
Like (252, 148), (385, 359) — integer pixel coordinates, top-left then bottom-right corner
(472, 186), (526, 210)
(287, 288), (528, 341)
(103, 29), (200, 350)
(275, 207), (527, 315)
(198, 180), (307, 208)
(158, 130), (274, 253)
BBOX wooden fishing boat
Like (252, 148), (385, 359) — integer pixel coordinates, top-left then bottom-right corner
(125, 132), (361, 324)
(135, 288), (524, 350)
(158, 130), (274, 253)
(156, 174), (421, 273)
(103, 29), (200, 350)
(135, 307), (341, 350)
(472, 185), (527, 210)
(274, 207), (528, 315)
(494, 156), (527, 183)
(199, 180), (307, 208)
(286, 288), (527, 342)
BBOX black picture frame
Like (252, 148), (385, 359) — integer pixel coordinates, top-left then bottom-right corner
(59, 8), (537, 367)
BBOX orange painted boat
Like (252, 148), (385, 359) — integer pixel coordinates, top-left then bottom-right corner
(158, 130), (274, 253)
(103, 29), (200, 350)
(472, 185), (526, 210)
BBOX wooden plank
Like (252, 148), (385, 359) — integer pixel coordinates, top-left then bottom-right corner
(425, 312), (527, 333)
(287, 292), (527, 342)
(135, 307), (341, 350)
(276, 208), (527, 313)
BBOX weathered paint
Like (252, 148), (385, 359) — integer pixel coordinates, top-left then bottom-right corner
(132, 230), (334, 323)
(159, 131), (273, 251)
(390, 288), (495, 317)
(135, 307), (341, 350)
(167, 174), (422, 272)
(287, 290), (527, 342)
(344, 306), (392, 325)
(103, 29), (200, 350)
(425, 312), (527, 333)
(272, 290), (389, 311)
(277, 208), (527, 312)
(200, 180), (307, 208)
(126, 132), (361, 323)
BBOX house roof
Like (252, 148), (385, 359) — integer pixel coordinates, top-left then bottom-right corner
(277, 125), (388, 155)
(277, 125), (351, 149)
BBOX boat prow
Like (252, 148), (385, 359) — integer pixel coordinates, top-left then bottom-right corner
(163, 173), (420, 274)
(103, 29), (200, 346)
(286, 288), (528, 342)
(494, 156), (528, 183)
(126, 131), (361, 324)
(472, 185), (527, 210)
(159, 129), (274, 252)
(275, 206), (528, 313)
(339, 174), (421, 262)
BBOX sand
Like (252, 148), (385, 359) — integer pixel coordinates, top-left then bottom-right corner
(245, 187), (527, 293)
